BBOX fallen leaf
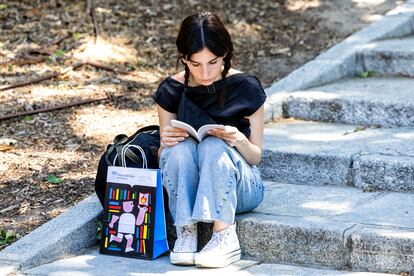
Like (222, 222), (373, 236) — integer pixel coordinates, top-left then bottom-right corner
(46, 175), (64, 184)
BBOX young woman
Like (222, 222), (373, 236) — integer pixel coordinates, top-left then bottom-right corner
(153, 11), (266, 268)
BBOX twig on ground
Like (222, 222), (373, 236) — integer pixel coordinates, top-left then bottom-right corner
(0, 61), (138, 92)
(0, 204), (20, 214)
(0, 94), (110, 122)
(0, 63), (84, 91)
(84, 61), (130, 75)
(0, 56), (46, 67)
(90, 0), (100, 42)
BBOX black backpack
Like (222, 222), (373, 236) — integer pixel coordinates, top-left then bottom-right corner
(94, 125), (160, 207)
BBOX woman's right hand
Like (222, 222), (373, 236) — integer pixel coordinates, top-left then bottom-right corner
(160, 126), (189, 148)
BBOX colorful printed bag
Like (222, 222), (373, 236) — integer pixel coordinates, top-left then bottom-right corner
(99, 143), (168, 259)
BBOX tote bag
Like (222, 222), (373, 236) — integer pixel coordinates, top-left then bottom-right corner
(99, 144), (169, 259)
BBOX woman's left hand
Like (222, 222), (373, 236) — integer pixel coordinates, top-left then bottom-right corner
(207, 126), (247, 147)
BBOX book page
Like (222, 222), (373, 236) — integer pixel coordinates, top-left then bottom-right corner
(170, 120), (225, 142)
(170, 120), (198, 140)
(197, 124), (225, 141)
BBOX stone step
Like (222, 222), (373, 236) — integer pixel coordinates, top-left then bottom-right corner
(21, 246), (398, 276)
(282, 77), (414, 127)
(357, 36), (414, 77)
(237, 182), (414, 274)
(259, 120), (414, 192)
(20, 183), (414, 275)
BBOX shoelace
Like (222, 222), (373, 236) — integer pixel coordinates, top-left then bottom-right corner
(176, 226), (197, 251)
(201, 230), (226, 252)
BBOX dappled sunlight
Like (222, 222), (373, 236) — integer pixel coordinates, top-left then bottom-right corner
(0, 62), (55, 76)
(372, 228), (414, 239)
(286, 0), (321, 11)
(290, 91), (339, 100)
(0, 147), (90, 166)
(301, 201), (352, 214)
(361, 13), (384, 22)
(0, 146), (95, 185)
(360, 42), (380, 50)
(70, 105), (158, 146)
(353, 0), (387, 8)
(74, 36), (137, 64)
(227, 20), (262, 41)
(265, 120), (384, 143)
(117, 71), (161, 84)
(289, 131), (372, 142)
(54, 254), (96, 269)
(0, 41), (14, 62)
(393, 132), (414, 140)
(0, 83), (108, 114)
(31, 86), (98, 99)
(303, 216), (325, 222)
(388, 3), (414, 15)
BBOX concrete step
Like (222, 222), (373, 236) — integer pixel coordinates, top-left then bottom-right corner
(20, 246), (398, 276)
(282, 77), (414, 127)
(357, 36), (414, 77)
(237, 182), (414, 274)
(20, 183), (414, 275)
(259, 120), (414, 192)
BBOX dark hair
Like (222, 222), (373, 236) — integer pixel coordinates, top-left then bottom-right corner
(176, 12), (234, 106)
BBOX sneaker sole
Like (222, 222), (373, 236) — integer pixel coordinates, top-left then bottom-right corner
(195, 248), (241, 268)
(170, 251), (196, 266)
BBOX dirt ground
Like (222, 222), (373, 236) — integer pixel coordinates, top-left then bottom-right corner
(0, 0), (402, 249)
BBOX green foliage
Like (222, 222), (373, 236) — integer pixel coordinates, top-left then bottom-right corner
(126, 63), (136, 71)
(96, 221), (102, 240)
(23, 115), (33, 121)
(8, 64), (13, 72)
(73, 32), (81, 41)
(0, 228), (19, 249)
(46, 174), (64, 184)
(359, 71), (374, 78)
(49, 49), (65, 62)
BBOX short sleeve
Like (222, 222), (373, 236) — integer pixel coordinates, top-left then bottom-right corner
(152, 79), (182, 113)
(241, 76), (267, 116)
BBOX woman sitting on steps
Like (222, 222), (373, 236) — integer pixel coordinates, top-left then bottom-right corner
(153, 11), (266, 268)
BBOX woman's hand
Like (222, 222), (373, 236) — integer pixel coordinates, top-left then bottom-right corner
(207, 126), (247, 148)
(160, 126), (189, 147)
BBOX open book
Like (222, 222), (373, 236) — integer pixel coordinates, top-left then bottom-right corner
(170, 119), (225, 142)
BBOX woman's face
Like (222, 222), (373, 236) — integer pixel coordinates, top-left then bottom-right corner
(183, 47), (224, 86)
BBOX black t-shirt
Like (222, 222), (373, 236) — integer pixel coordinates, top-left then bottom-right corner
(153, 73), (267, 137)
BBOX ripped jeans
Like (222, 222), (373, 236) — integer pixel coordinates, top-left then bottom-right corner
(159, 136), (264, 227)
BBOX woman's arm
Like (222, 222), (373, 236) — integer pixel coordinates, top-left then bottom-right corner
(157, 104), (188, 157)
(207, 104), (264, 166)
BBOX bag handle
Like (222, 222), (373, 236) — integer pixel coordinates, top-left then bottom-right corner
(121, 144), (148, 169)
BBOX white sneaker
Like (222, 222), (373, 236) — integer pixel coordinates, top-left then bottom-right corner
(170, 224), (198, 265)
(195, 223), (241, 268)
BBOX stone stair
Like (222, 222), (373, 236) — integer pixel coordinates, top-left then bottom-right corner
(259, 120), (414, 192)
(255, 2), (414, 274)
(282, 77), (414, 126)
(358, 36), (414, 77)
(237, 182), (413, 273)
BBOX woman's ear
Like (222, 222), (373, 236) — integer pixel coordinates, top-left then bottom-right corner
(181, 58), (187, 65)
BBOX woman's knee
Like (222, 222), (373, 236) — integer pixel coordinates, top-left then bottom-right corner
(160, 137), (197, 167)
(197, 136), (229, 160)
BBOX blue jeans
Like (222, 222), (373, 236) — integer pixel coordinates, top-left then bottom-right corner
(159, 136), (264, 227)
